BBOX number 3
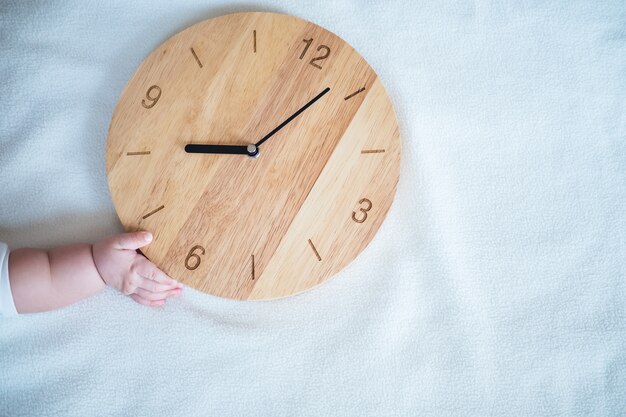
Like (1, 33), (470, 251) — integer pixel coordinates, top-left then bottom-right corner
(352, 198), (372, 223)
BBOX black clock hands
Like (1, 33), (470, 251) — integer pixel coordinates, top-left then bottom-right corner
(184, 144), (257, 156)
(254, 86), (330, 148)
(184, 87), (330, 157)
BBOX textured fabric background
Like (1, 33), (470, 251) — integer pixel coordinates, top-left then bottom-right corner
(1, 1), (625, 416)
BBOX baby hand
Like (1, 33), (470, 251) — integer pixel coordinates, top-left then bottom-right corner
(92, 231), (183, 307)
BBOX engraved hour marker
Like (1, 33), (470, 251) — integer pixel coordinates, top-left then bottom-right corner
(344, 87), (366, 101)
(308, 239), (322, 261)
(126, 151), (151, 156)
(361, 149), (385, 154)
(253, 30), (256, 53)
(190, 47), (203, 68)
(142, 205), (164, 219)
(251, 254), (255, 280)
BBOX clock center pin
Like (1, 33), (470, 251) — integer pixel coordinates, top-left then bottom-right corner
(247, 144), (259, 158)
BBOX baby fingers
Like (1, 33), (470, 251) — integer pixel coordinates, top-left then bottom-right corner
(137, 276), (179, 293)
(134, 286), (181, 301)
(132, 257), (182, 288)
(129, 293), (166, 307)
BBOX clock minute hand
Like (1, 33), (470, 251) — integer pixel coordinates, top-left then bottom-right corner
(254, 87), (331, 148)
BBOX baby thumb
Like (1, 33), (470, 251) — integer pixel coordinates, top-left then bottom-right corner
(112, 231), (153, 250)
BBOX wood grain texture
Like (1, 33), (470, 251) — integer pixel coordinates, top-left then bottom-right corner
(106, 12), (401, 300)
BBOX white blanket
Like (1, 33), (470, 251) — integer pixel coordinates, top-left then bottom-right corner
(1, 1), (625, 415)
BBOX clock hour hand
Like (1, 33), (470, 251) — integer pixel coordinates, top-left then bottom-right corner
(185, 143), (259, 157)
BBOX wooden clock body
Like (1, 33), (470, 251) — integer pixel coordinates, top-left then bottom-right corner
(106, 12), (401, 300)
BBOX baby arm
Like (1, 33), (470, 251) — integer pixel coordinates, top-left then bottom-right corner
(8, 231), (182, 314)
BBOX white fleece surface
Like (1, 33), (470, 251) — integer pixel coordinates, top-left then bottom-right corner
(1, 1), (625, 416)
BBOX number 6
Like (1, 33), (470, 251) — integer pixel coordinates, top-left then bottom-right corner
(184, 245), (205, 270)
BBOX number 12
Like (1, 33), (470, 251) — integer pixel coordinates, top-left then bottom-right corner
(299, 38), (331, 69)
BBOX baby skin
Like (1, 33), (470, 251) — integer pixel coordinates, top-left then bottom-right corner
(8, 231), (182, 313)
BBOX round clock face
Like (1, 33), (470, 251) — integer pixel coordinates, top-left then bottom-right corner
(106, 12), (401, 300)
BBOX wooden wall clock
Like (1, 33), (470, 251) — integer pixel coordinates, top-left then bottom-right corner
(106, 12), (401, 300)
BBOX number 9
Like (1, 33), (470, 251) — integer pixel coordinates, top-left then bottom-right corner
(141, 85), (161, 109)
